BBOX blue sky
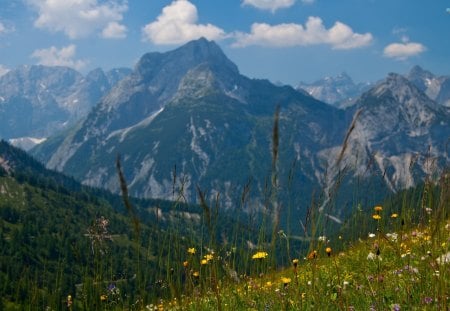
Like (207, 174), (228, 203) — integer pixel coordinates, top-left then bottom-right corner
(0, 0), (449, 85)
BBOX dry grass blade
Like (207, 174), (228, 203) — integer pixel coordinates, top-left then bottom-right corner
(116, 154), (140, 236)
(336, 108), (362, 168)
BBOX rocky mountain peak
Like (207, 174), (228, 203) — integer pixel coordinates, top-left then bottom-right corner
(136, 38), (238, 80)
(372, 73), (426, 101)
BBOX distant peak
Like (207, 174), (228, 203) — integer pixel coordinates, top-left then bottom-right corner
(407, 65), (433, 79)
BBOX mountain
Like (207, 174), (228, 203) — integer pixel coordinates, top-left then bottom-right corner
(32, 39), (450, 226)
(0, 65), (131, 150)
(296, 72), (372, 108)
(32, 38), (344, 217)
(406, 65), (450, 107)
(319, 73), (449, 200)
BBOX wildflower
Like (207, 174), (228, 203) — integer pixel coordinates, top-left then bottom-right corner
(183, 261), (189, 268)
(386, 233), (398, 242)
(307, 250), (318, 259)
(425, 207), (432, 214)
(204, 254), (214, 261)
(436, 252), (450, 265)
(201, 259), (208, 265)
(187, 247), (196, 255)
(67, 295), (72, 307)
(367, 252), (376, 260)
(325, 247), (332, 257)
(318, 235), (327, 242)
(372, 214), (381, 220)
(368, 233), (376, 238)
(292, 259), (299, 267)
(252, 251), (268, 260)
(265, 281), (273, 288)
(423, 297), (433, 304)
(100, 294), (107, 302)
(374, 206), (383, 212)
(281, 277), (291, 286)
(391, 303), (400, 311)
(192, 271), (199, 278)
(391, 213), (398, 218)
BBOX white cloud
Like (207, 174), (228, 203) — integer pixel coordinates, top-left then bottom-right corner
(101, 21), (127, 38)
(31, 45), (87, 70)
(0, 65), (10, 77)
(28, 0), (127, 39)
(383, 42), (426, 60)
(0, 22), (6, 34)
(142, 0), (226, 45)
(0, 21), (14, 35)
(233, 16), (373, 49)
(242, 0), (296, 12)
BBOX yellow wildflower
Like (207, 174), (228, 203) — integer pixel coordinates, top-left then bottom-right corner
(372, 214), (381, 220)
(100, 294), (107, 301)
(252, 251), (268, 260)
(201, 259), (208, 265)
(391, 213), (398, 218)
(281, 277), (291, 286)
(187, 247), (196, 255)
(292, 258), (299, 267)
(204, 254), (214, 261)
(183, 261), (189, 268)
(325, 247), (332, 256)
(192, 271), (199, 278)
(374, 206), (383, 212)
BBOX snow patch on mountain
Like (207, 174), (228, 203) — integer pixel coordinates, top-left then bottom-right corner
(189, 117), (210, 176)
(107, 107), (164, 142)
(8, 137), (47, 151)
(129, 156), (155, 188)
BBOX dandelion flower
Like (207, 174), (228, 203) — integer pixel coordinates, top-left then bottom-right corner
(326, 247), (332, 257)
(252, 251), (268, 260)
(374, 206), (383, 212)
(183, 261), (189, 268)
(391, 213), (398, 218)
(187, 247), (196, 255)
(204, 254), (214, 261)
(192, 271), (199, 278)
(201, 259), (208, 265)
(281, 277), (291, 286)
(372, 214), (381, 220)
(100, 294), (107, 301)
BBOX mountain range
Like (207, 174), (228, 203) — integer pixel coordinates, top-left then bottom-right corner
(296, 72), (373, 108)
(26, 38), (449, 226)
(297, 66), (450, 109)
(0, 65), (131, 149)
